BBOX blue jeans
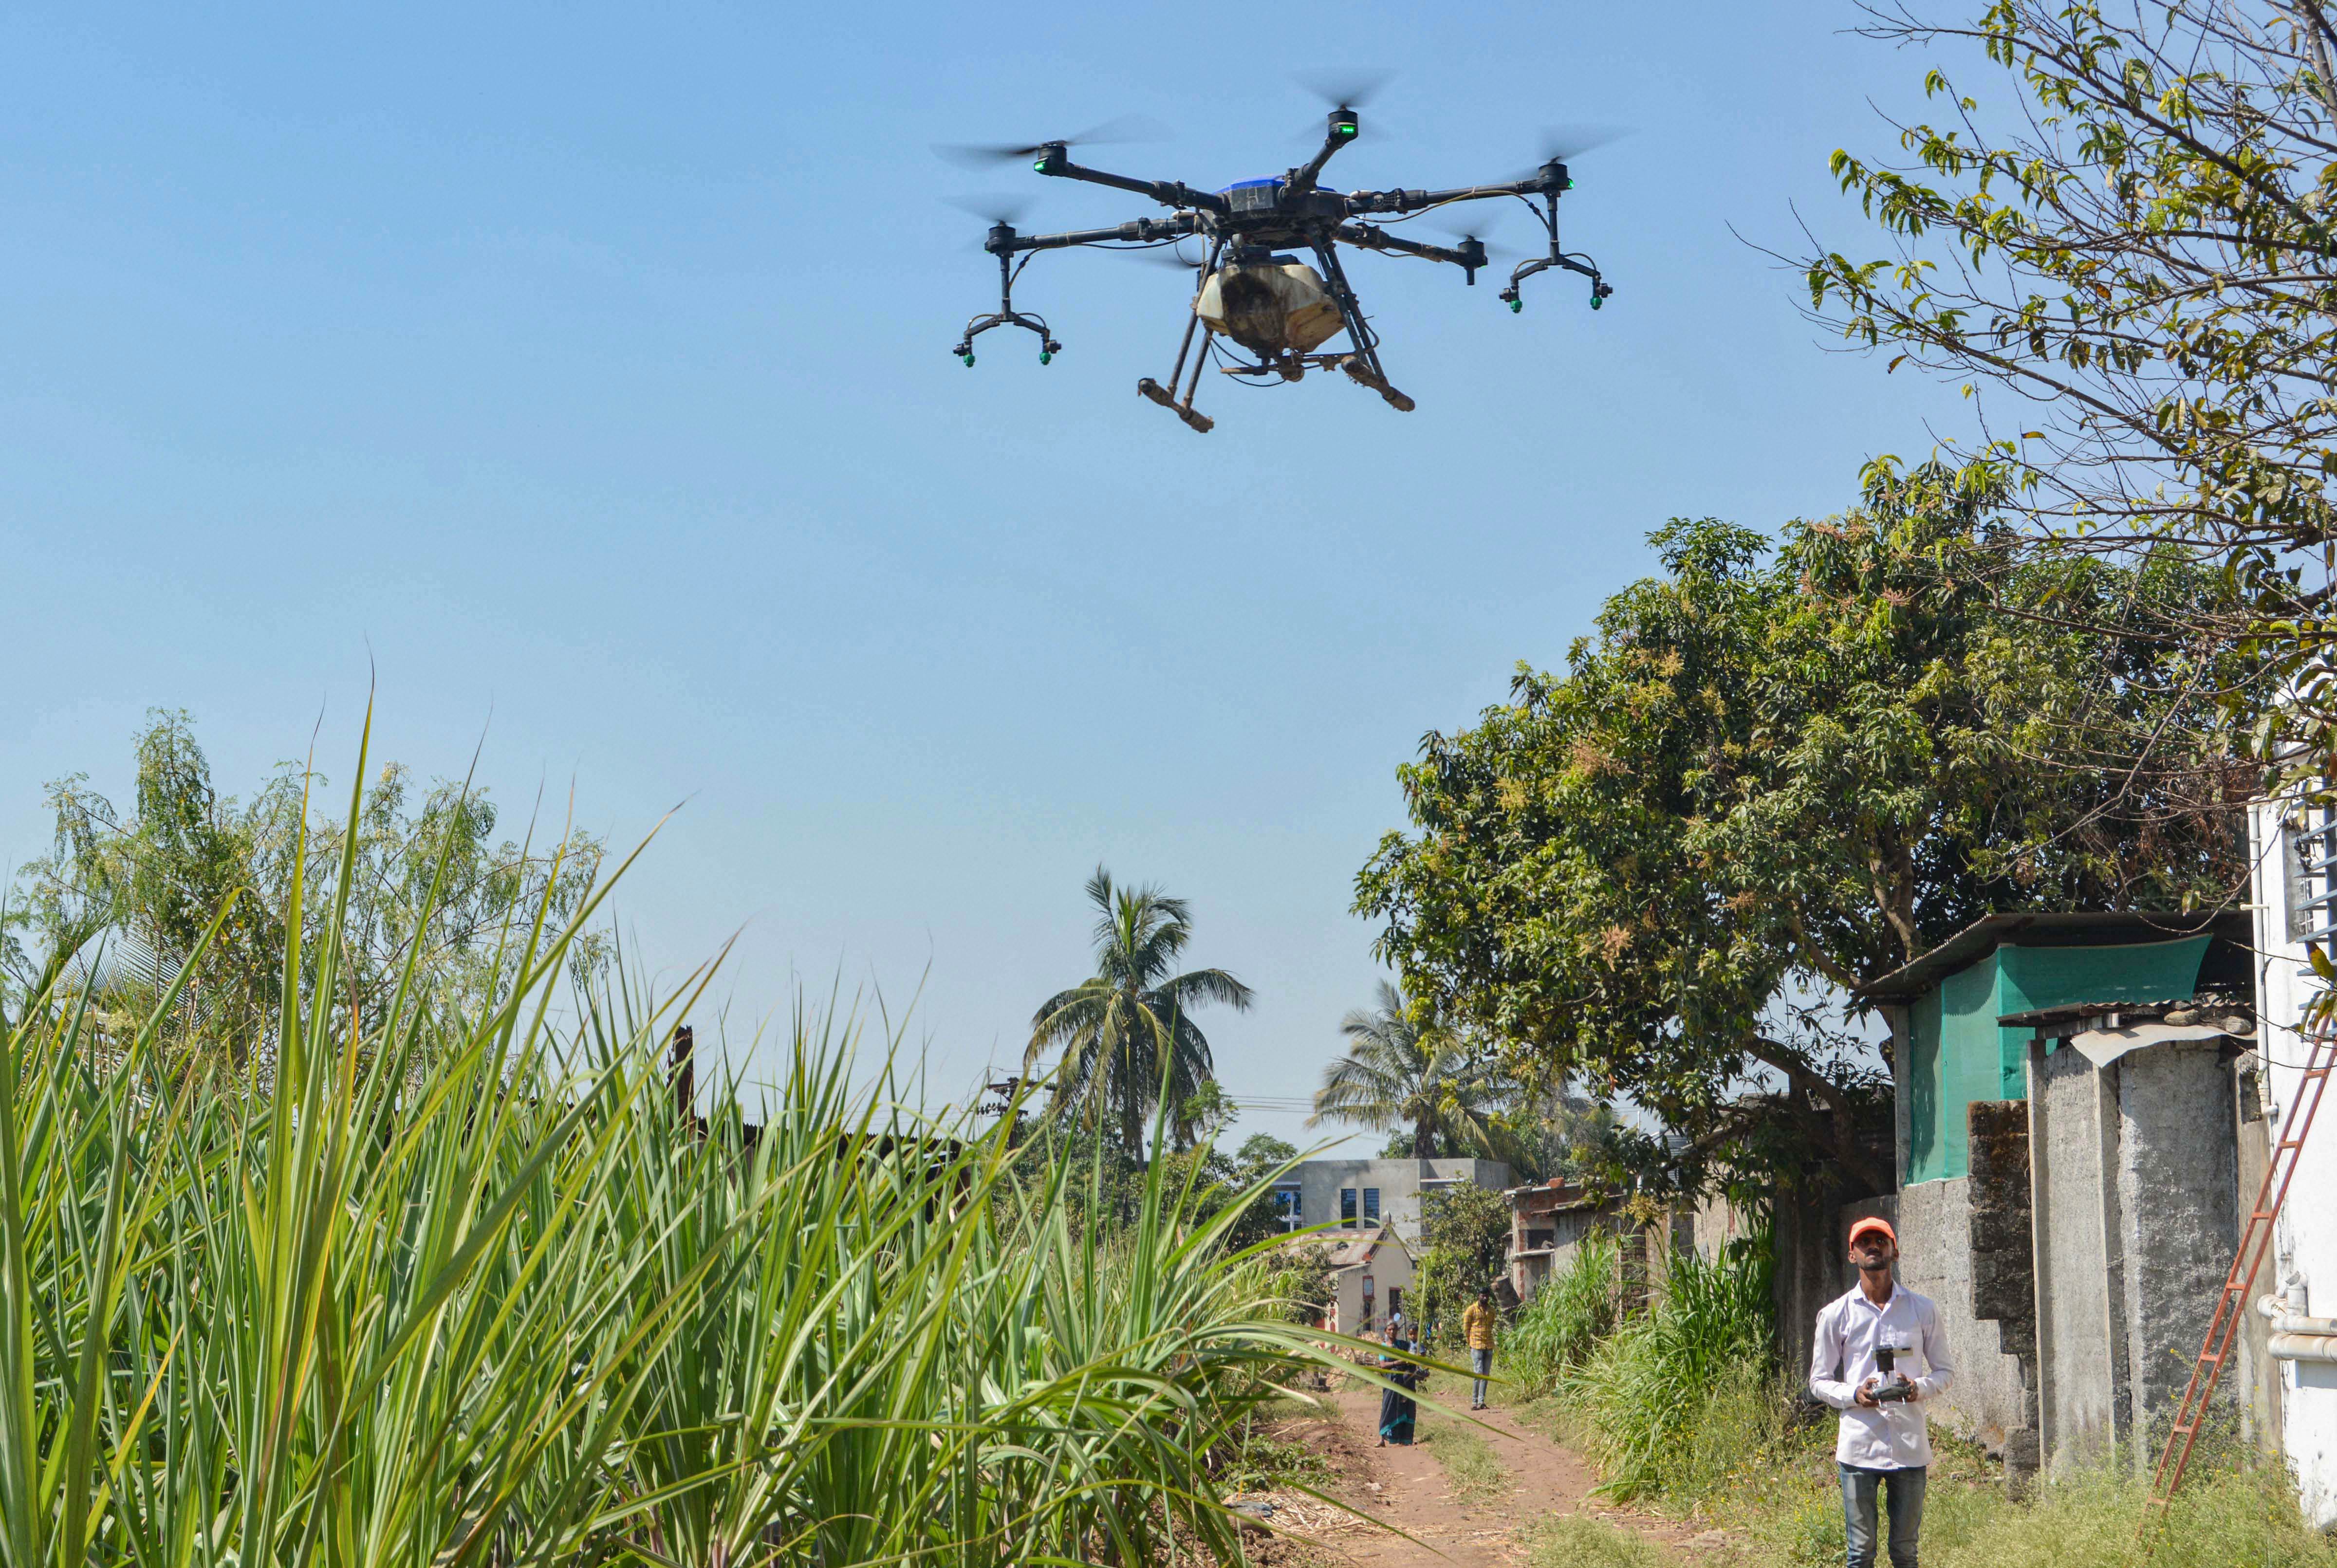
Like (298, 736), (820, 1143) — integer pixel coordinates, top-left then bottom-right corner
(1470, 1347), (1493, 1406)
(1839, 1463), (1925, 1568)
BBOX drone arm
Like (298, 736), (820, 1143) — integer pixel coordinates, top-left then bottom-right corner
(1343, 166), (1567, 217)
(1038, 151), (1228, 213)
(1335, 224), (1472, 268)
(989, 214), (1198, 255)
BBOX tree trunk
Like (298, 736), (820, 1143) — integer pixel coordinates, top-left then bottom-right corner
(1743, 1036), (1892, 1197)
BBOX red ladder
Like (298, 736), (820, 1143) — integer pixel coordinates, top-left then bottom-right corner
(2146, 1025), (2337, 1518)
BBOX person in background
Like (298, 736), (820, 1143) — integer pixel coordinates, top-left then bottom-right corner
(1374, 1329), (1419, 1447)
(1809, 1217), (1954, 1568)
(1461, 1288), (1499, 1410)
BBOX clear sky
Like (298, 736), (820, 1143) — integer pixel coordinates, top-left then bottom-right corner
(1, 1), (1972, 1148)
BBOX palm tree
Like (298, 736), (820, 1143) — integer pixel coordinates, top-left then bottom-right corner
(1309, 981), (1505, 1157)
(1027, 867), (1254, 1155)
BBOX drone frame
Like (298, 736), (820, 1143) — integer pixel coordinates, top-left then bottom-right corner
(950, 107), (1611, 432)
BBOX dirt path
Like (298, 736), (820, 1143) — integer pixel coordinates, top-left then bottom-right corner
(1252, 1378), (1733, 1567)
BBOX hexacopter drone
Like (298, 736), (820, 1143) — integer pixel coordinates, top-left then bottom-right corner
(942, 84), (1613, 432)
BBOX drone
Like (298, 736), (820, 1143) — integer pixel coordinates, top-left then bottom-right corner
(941, 86), (1614, 433)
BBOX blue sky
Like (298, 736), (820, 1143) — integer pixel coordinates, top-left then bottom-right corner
(1, 1), (1972, 1147)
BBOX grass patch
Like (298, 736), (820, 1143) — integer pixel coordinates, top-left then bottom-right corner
(1418, 1413), (1511, 1503)
(1526, 1514), (1668, 1568)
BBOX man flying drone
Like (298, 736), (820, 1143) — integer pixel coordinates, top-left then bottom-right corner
(940, 80), (1614, 433)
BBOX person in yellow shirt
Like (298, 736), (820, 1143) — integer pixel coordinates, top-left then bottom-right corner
(1461, 1288), (1498, 1410)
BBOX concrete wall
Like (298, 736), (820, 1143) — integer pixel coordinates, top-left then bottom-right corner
(2027, 1030), (2244, 1475)
(2030, 1036), (2129, 1466)
(2114, 1040), (2238, 1444)
(1896, 1177), (2031, 1452)
(1282, 1158), (1509, 1246)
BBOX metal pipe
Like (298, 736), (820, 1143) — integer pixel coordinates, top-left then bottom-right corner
(2269, 1331), (2337, 1362)
(2257, 1294), (2337, 1335)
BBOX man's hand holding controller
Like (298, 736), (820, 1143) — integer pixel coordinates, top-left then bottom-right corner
(1856, 1345), (1917, 1407)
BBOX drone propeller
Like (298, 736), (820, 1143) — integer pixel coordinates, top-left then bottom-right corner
(946, 193), (1041, 228)
(1430, 211), (1518, 258)
(1508, 123), (1630, 180)
(1290, 68), (1397, 145)
(933, 114), (1171, 169)
(1293, 68), (1393, 110)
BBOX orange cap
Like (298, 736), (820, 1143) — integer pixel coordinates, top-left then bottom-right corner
(1848, 1217), (1897, 1247)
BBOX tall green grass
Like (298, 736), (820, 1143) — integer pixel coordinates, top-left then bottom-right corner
(1508, 1231), (1623, 1395)
(0, 718), (1342, 1568)
(1555, 1239), (1774, 1501)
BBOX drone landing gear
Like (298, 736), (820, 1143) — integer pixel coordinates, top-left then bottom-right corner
(1137, 376), (1214, 433)
(1306, 240), (1414, 414)
(1136, 235), (1226, 435)
(1338, 355), (1414, 412)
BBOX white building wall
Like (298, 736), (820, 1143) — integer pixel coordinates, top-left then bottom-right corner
(1284, 1158), (1511, 1247)
(2249, 798), (2337, 1525)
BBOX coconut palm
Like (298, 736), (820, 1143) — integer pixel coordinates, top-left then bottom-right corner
(1027, 867), (1253, 1154)
(1309, 980), (1506, 1157)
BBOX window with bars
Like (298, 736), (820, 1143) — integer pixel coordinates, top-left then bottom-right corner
(2289, 808), (2337, 944)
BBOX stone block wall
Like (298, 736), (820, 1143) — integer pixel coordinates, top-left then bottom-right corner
(1967, 1100), (2040, 1492)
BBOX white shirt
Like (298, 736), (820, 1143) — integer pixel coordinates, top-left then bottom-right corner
(1808, 1280), (1954, 1469)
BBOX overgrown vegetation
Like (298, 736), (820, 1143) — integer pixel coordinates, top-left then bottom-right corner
(0, 723), (1339, 1568)
(1508, 1231), (1624, 1394)
(1549, 1240), (1775, 1501)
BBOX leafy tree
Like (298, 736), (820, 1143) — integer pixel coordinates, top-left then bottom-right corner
(1412, 1181), (1514, 1341)
(1356, 480), (2252, 1200)
(1309, 980), (1508, 1159)
(1235, 1131), (1300, 1168)
(1026, 867), (1253, 1155)
(1803, 0), (2324, 762)
(4, 709), (605, 1069)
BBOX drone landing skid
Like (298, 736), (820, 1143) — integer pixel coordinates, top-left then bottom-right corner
(1337, 354), (1414, 412)
(1137, 376), (1214, 433)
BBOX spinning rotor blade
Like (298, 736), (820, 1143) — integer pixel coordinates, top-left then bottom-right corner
(1429, 214), (1518, 258)
(946, 192), (1041, 227)
(932, 113), (1171, 168)
(1124, 243), (1208, 272)
(1509, 123), (1630, 178)
(1292, 67), (1394, 110)
(1431, 205), (1513, 241)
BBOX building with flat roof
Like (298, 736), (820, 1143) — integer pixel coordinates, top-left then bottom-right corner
(1267, 1158), (1510, 1247)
